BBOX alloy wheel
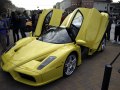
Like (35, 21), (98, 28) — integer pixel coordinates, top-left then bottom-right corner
(64, 53), (77, 76)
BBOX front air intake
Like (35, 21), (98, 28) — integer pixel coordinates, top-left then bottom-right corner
(19, 73), (36, 82)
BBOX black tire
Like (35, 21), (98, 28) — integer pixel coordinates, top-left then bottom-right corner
(81, 46), (89, 59)
(99, 37), (106, 52)
(63, 53), (77, 76)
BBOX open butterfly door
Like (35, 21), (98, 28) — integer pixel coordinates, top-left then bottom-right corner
(75, 8), (109, 50)
(34, 9), (63, 37)
(61, 8), (108, 50)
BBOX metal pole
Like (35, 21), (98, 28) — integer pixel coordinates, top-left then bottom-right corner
(101, 52), (120, 90)
(110, 52), (120, 65)
(101, 64), (112, 90)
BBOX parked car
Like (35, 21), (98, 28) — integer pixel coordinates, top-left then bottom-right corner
(1, 8), (108, 86)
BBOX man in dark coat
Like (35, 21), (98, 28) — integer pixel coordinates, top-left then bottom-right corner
(11, 12), (19, 43)
(106, 17), (113, 41)
(113, 15), (120, 44)
(19, 12), (27, 38)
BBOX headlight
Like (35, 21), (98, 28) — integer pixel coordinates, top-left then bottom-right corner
(37, 56), (56, 70)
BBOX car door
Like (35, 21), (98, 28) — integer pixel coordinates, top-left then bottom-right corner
(75, 8), (108, 50)
(61, 8), (108, 50)
(34, 9), (63, 37)
(60, 9), (83, 40)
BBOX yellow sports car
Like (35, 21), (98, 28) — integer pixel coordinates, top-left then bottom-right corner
(1, 8), (108, 86)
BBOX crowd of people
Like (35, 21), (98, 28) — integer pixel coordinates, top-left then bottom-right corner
(0, 10), (41, 52)
(106, 14), (120, 44)
(10, 10), (41, 43)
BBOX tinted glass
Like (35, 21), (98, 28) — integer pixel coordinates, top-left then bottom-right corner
(72, 12), (83, 28)
(44, 11), (53, 24)
(38, 28), (72, 44)
(42, 11), (53, 34)
(69, 12), (83, 39)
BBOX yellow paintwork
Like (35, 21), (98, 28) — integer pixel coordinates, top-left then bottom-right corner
(61, 8), (108, 50)
(1, 8), (108, 86)
(34, 9), (63, 36)
(1, 38), (81, 86)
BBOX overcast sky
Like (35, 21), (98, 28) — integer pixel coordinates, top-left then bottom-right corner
(10, 0), (120, 10)
(10, 0), (63, 10)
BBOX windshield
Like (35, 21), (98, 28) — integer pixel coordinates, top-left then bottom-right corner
(38, 27), (72, 44)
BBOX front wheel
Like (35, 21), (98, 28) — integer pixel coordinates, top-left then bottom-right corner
(63, 53), (77, 76)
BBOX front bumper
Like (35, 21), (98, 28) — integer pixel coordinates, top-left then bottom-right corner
(1, 57), (43, 86)
(9, 70), (44, 86)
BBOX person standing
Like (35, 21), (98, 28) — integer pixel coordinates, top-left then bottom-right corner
(31, 11), (36, 33)
(113, 16), (120, 44)
(11, 12), (19, 43)
(106, 17), (113, 41)
(19, 12), (26, 38)
(0, 14), (9, 50)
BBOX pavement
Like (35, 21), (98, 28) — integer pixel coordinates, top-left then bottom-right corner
(0, 24), (120, 90)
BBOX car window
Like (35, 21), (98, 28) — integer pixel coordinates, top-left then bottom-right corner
(72, 12), (83, 28)
(42, 11), (53, 34)
(44, 11), (53, 24)
(69, 11), (83, 39)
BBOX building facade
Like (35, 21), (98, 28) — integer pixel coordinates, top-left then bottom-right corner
(58, 0), (72, 11)
(54, 0), (120, 15)
(71, 0), (81, 7)
(55, 2), (61, 9)
(109, 2), (120, 16)
(65, 0), (82, 13)
(94, 0), (112, 2)
(81, 0), (94, 8)
(93, 0), (112, 12)
(93, 2), (108, 12)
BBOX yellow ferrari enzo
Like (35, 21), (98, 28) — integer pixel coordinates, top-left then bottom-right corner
(1, 8), (108, 86)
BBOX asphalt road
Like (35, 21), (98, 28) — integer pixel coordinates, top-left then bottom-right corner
(0, 42), (120, 90)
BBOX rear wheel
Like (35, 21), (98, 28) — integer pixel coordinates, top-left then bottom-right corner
(81, 46), (89, 59)
(63, 53), (77, 76)
(99, 38), (106, 51)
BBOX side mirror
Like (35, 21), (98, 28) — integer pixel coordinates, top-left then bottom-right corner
(76, 40), (86, 45)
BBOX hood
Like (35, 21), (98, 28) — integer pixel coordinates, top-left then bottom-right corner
(2, 39), (65, 71)
(13, 40), (64, 61)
